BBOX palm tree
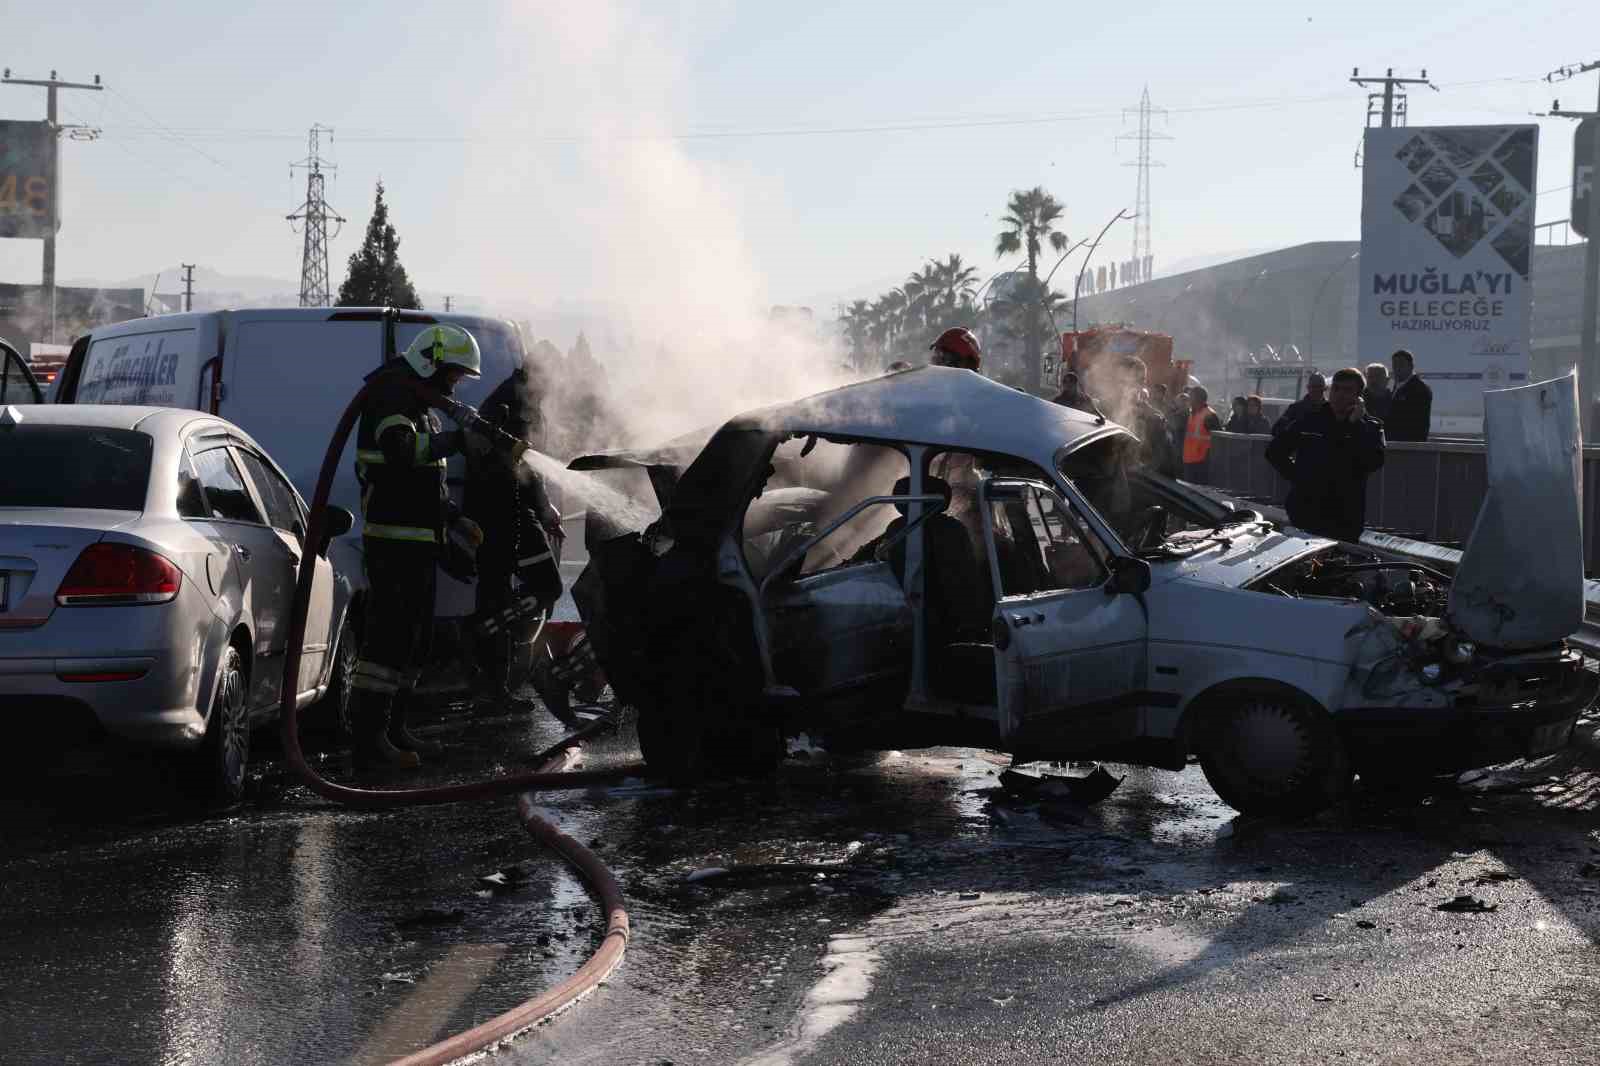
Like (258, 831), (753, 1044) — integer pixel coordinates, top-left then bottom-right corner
(928, 254), (979, 321)
(903, 266), (936, 350)
(841, 299), (872, 369)
(995, 187), (1068, 393)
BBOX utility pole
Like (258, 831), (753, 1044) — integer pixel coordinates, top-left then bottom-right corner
(1, 69), (103, 343)
(1350, 67), (1436, 129)
(180, 263), (195, 312)
(1117, 86), (1169, 284)
(444, 295), (454, 312)
(287, 124), (344, 307)
(1548, 60), (1600, 439)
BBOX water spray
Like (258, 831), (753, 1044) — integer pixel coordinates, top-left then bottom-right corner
(277, 374), (642, 1063)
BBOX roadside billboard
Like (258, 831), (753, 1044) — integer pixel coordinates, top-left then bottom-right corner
(1357, 124), (1538, 435)
(0, 120), (57, 239)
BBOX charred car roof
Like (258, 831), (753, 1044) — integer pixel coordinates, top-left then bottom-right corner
(659, 366), (1136, 544)
(723, 365), (1131, 459)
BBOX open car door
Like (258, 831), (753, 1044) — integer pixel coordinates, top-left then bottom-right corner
(981, 478), (1149, 754)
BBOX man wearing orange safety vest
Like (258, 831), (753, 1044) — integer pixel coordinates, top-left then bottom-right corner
(1181, 385), (1223, 485)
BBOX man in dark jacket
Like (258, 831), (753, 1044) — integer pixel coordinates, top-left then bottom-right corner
(1272, 372), (1326, 435)
(1265, 366), (1386, 542)
(465, 363), (568, 721)
(1386, 348), (1432, 441)
(1362, 362), (1393, 423)
(1242, 395), (1272, 434)
(1052, 370), (1100, 414)
(1119, 358), (1178, 476)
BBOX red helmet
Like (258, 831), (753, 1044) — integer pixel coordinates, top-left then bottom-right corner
(929, 326), (982, 371)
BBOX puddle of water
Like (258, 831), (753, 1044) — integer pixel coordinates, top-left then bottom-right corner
(740, 933), (880, 1066)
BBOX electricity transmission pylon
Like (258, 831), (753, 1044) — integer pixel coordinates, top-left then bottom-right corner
(287, 124), (344, 307)
(1117, 86), (1169, 285)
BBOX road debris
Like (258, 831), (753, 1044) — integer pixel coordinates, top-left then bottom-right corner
(397, 907), (466, 930)
(1436, 894), (1498, 913)
(998, 765), (1125, 806)
(478, 864), (529, 893)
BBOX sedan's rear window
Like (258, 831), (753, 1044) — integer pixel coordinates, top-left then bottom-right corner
(0, 426), (152, 510)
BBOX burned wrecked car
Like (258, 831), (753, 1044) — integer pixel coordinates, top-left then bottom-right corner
(572, 366), (1595, 815)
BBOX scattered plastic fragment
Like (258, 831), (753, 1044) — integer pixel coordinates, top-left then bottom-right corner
(1436, 894), (1497, 913)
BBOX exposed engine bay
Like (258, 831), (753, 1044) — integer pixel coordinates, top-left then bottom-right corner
(1251, 547), (1452, 618)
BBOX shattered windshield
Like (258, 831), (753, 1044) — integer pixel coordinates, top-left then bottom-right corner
(1058, 435), (1234, 547)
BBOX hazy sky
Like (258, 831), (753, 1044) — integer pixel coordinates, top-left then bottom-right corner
(1, 0), (1596, 316)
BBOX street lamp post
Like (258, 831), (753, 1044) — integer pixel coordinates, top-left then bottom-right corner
(1071, 209), (1134, 335)
(1042, 238), (1091, 290)
(1306, 252), (1359, 362)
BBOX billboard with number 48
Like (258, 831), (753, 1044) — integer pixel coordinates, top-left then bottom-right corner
(0, 120), (57, 240)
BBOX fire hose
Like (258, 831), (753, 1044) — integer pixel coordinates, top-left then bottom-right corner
(277, 374), (643, 1064)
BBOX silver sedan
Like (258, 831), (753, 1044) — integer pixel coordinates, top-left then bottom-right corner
(0, 404), (353, 803)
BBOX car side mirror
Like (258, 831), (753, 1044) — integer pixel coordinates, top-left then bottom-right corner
(1107, 555), (1151, 596)
(319, 506), (356, 555)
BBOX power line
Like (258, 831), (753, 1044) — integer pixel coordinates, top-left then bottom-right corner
(102, 86), (242, 175)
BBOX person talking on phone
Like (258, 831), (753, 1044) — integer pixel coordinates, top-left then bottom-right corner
(1265, 366), (1386, 542)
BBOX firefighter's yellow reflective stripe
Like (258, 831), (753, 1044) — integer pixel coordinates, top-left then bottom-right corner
(362, 522), (439, 544)
(413, 432), (431, 464)
(357, 448), (387, 464)
(376, 414), (418, 440)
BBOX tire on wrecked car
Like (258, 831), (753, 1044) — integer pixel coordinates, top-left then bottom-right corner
(1191, 681), (1352, 817)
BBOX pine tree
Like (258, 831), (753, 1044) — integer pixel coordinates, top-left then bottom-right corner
(336, 181), (422, 309)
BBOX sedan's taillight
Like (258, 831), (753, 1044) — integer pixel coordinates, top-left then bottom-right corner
(55, 543), (182, 606)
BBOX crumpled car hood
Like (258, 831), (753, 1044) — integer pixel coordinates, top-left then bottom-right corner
(1447, 371), (1584, 648)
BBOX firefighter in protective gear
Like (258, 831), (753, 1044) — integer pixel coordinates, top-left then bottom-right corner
(464, 363), (570, 722)
(929, 326), (982, 372)
(348, 324), (484, 771)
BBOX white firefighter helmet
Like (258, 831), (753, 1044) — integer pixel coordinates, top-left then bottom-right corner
(402, 324), (482, 380)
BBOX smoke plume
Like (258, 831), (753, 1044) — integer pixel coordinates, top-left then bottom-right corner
(475, 1), (855, 458)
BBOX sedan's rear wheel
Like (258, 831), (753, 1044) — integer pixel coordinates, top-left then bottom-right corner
(186, 644), (250, 807)
(1198, 688), (1350, 817)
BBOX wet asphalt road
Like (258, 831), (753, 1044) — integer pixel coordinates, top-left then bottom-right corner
(3, 702), (1599, 1066)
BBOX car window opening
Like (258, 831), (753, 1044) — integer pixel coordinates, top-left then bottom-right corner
(741, 438), (910, 582)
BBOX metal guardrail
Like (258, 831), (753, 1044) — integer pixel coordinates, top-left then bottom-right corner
(1209, 431), (1600, 573)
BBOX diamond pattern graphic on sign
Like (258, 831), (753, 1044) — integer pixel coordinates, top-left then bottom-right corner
(1391, 127), (1534, 276)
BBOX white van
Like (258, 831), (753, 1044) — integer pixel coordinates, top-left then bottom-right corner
(54, 307), (536, 697)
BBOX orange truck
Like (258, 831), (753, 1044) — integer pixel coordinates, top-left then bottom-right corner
(1059, 327), (1191, 399)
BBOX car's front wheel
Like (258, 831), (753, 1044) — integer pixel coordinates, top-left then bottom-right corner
(1198, 686), (1350, 817)
(185, 643), (250, 807)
